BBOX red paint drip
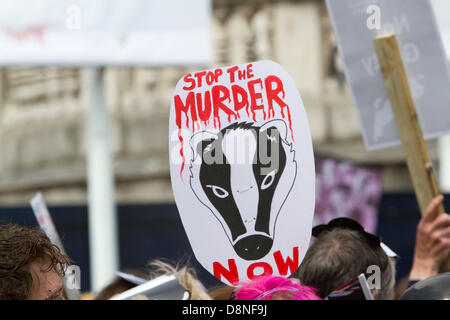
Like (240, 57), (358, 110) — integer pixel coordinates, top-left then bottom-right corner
(215, 116), (222, 130)
(285, 105), (294, 142)
(178, 127), (185, 180)
(251, 109), (257, 123)
(280, 86), (294, 142)
(269, 106), (275, 119)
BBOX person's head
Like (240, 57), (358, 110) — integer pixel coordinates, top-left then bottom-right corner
(0, 223), (71, 300)
(295, 218), (396, 300)
(208, 284), (236, 300)
(234, 275), (322, 300)
(95, 269), (150, 300)
(146, 260), (211, 300)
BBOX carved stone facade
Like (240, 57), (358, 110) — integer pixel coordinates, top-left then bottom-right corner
(0, 0), (421, 206)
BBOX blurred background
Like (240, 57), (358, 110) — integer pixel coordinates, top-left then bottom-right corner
(0, 0), (450, 294)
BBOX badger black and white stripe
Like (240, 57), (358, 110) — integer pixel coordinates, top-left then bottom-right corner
(189, 120), (297, 261)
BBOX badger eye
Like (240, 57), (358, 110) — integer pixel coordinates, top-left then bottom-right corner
(261, 170), (277, 190)
(206, 185), (229, 198)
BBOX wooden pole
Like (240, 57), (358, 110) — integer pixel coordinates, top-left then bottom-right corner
(373, 34), (450, 272)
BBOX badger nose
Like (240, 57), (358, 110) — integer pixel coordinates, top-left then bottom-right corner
(233, 235), (273, 261)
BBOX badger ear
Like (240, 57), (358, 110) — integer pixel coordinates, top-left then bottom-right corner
(259, 119), (289, 143)
(189, 131), (219, 160)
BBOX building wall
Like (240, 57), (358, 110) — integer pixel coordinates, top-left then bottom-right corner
(0, 0), (422, 206)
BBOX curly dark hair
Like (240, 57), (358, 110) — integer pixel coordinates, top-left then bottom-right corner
(0, 223), (71, 300)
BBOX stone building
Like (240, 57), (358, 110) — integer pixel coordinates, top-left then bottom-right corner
(0, 0), (426, 206)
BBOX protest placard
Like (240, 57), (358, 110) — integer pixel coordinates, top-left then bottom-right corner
(110, 274), (189, 300)
(30, 193), (81, 299)
(327, 0), (450, 271)
(326, 0), (450, 151)
(169, 61), (315, 284)
(30, 193), (65, 251)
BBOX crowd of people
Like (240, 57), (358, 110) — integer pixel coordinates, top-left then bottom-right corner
(1, 195), (450, 300)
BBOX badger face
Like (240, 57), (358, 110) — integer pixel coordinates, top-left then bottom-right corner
(189, 121), (296, 261)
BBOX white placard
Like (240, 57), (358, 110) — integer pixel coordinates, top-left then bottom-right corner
(326, 0), (450, 150)
(30, 192), (82, 299)
(30, 192), (65, 252)
(0, 0), (211, 66)
(110, 274), (189, 300)
(169, 61), (315, 284)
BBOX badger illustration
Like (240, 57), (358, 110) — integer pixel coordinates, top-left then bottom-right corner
(189, 120), (297, 261)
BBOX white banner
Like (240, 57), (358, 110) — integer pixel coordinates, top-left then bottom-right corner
(326, 0), (450, 150)
(0, 0), (211, 66)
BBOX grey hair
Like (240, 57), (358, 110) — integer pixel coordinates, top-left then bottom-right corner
(294, 228), (396, 300)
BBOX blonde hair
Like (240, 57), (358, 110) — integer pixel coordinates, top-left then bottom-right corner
(147, 260), (211, 300)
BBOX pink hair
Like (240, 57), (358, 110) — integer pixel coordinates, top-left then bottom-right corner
(235, 276), (322, 300)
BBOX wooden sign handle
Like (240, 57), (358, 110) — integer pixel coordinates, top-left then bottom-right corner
(373, 34), (450, 272)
